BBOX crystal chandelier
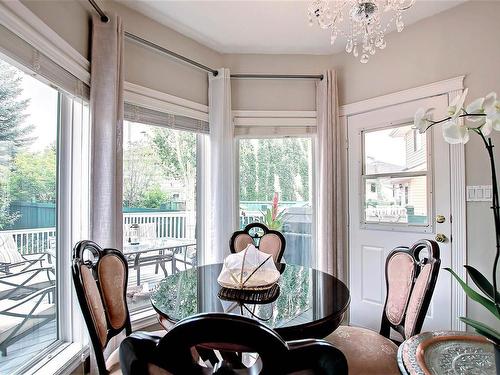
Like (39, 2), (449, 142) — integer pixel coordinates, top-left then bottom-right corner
(308, 0), (415, 63)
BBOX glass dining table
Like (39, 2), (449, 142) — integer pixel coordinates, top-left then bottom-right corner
(150, 263), (350, 341)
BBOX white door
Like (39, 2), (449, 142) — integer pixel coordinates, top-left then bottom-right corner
(348, 94), (453, 334)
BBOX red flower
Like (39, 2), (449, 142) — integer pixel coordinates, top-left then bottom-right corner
(272, 192), (279, 221)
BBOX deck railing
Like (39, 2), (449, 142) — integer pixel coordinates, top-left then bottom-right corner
(2, 211), (273, 254)
(1, 227), (56, 255)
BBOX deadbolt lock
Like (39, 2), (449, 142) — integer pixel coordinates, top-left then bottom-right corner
(436, 215), (446, 224)
(435, 233), (447, 243)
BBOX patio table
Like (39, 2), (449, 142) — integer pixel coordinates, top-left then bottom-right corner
(123, 239), (196, 286)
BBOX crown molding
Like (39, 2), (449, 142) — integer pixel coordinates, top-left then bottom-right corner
(340, 76), (465, 117)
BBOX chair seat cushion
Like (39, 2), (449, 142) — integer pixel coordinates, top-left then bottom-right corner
(325, 326), (399, 375)
(106, 330), (167, 374)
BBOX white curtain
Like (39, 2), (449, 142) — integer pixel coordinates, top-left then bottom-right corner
(89, 13), (124, 373)
(316, 70), (345, 279)
(89, 13), (124, 249)
(206, 68), (236, 264)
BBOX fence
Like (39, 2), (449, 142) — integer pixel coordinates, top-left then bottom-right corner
(2, 212), (195, 254)
(2, 227), (56, 255)
(3, 210), (312, 256)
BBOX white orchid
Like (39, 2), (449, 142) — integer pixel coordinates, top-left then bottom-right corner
(413, 108), (433, 134)
(448, 88), (468, 119)
(442, 119), (470, 144)
(465, 97), (486, 122)
(484, 92), (500, 131)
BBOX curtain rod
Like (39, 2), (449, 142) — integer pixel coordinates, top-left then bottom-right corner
(87, 0), (323, 80)
(124, 32), (219, 76)
(230, 74), (324, 80)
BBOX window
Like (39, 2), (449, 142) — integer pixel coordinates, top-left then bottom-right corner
(238, 137), (313, 267)
(363, 124), (429, 226)
(0, 57), (59, 373)
(123, 120), (198, 312)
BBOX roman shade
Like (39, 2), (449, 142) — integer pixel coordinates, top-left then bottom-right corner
(124, 103), (209, 134)
(0, 24), (89, 99)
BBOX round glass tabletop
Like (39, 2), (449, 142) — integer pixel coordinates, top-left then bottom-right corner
(150, 263), (350, 340)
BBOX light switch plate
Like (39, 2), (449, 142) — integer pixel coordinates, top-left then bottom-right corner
(466, 185), (493, 202)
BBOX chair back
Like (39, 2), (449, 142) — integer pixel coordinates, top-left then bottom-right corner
(0, 233), (24, 264)
(153, 313), (347, 375)
(229, 223), (286, 263)
(380, 239), (440, 341)
(72, 240), (131, 374)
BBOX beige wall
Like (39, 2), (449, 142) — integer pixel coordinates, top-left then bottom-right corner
(21, 0), (223, 105)
(19, 0), (500, 327)
(330, 0), (500, 329)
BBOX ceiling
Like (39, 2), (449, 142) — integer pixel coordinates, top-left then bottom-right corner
(117, 0), (466, 55)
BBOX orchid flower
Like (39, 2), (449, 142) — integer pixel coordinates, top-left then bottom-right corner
(413, 108), (433, 134)
(484, 92), (500, 131)
(441, 89), (471, 144)
(442, 119), (470, 144)
(448, 88), (468, 119)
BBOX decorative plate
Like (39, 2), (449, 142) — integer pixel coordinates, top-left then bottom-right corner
(400, 331), (496, 375)
(217, 268), (280, 290)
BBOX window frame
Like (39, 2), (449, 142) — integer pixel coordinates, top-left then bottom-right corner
(360, 122), (433, 233)
(122, 111), (204, 322)
(235, 132), (318, 269)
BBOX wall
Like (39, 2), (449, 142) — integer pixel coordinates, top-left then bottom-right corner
(330, 0), (500, 329)
(21, 0), (223, 105)
(19, 0), (500, 327)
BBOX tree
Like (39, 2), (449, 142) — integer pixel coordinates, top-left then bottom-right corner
(0, 60), (33, 155)
(152, 128), (196, 212)
(239, 138), (311, 202)
(123, 139), (162, 207)
(9, 145), (57, 203)
(140, 185), (168, 209)
(0, 59), (33, 227)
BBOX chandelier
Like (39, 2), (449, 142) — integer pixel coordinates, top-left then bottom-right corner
(308, 0), (415, 63)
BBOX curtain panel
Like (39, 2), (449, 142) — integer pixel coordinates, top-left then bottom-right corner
(316, 70), (345, 279)
(89, 14), (124, 372)
(206, 68), (236, 264)
(89, 14), (124, 250)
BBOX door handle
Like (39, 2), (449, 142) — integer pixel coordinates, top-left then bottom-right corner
(435, 233), (447, 243)
(436, 215), (446, 223)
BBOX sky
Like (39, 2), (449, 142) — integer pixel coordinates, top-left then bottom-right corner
(18, 67), (58, 152)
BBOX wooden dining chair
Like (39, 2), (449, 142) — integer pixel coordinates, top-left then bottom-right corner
(120, 312), (348, 375)
(72, 240), (166, 375)
(325, 239), (440, 375)
(229, 223), (286, 264)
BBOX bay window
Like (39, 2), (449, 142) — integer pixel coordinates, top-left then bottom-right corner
(0, 21), (91, 374)
(123, 104), (206, 313)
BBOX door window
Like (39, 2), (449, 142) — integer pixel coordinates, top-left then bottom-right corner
(362, 124), (430, 226)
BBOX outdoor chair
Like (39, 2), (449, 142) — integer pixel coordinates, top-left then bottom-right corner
(72, 240), (165, 374)
(0, 233), (54, 274)
(120, 312), (348, 375)
(173, 244), (196, 273)
(0, 285), (55, 356)
(229, 223), (286, 264)
(0, 233), (55, 300)
(325, 239), (440, 375)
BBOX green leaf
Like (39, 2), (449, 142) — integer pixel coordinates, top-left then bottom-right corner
(464, 265), (500, 303)
(459, 317), (500, 344)
(445, 268), (500, 319)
